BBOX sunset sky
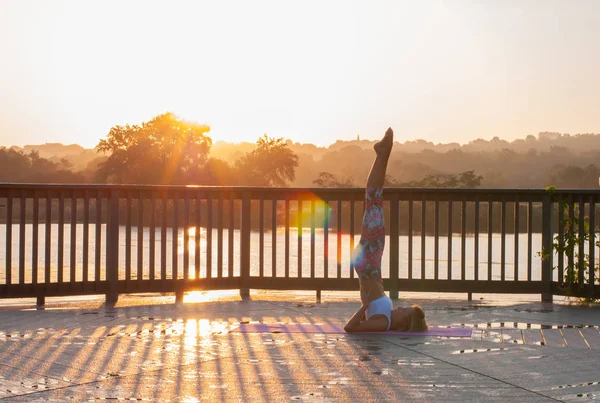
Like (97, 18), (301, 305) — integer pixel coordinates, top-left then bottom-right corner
(1, 0), (598, 148)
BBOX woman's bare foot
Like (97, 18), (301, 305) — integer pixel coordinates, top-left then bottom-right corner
(374, 127), (394, 156)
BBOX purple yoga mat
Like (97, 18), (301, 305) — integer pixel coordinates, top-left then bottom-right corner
(230, 323), (472, 337)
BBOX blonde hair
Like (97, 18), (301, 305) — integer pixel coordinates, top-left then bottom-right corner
(406, 304), (428, 332)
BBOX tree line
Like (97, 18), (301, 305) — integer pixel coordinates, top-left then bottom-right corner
(3, 113), (600, 190)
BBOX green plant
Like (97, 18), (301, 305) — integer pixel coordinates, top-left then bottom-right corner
(552, 200), (600, 285)
(539, 186), (600, 300)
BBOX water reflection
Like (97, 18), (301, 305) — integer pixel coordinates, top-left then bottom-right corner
(0, 223), (559, 283)
(184, 290), (239, 303)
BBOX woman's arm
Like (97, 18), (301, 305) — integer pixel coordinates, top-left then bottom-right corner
(344, 305), (389, 332)
(344, 304), (368, 332)
(344, 286), (389, 332)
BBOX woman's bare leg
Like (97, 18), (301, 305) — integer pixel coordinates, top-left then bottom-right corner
(367, 127), (394, 188)
(356, 127), (394, 298)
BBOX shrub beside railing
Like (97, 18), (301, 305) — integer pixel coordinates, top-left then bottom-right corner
(541, 187), (599, 300)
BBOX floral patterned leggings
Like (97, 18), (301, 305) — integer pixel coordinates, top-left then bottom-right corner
(352, 187), (385, 281)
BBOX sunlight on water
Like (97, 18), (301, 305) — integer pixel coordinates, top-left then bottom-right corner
(186, 227), (206, 237)
(320, 200), (333, 231)
(184, 290), (238, 303)
(0, 222), (570, 286)
(179, 227), (208, 277)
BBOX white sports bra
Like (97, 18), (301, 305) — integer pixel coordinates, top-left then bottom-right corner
(365, 294), (393, 331)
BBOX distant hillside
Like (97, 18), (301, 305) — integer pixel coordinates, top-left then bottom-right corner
(205, 132), (600, 188)
(5, 131), (600, 188)
(10, 132), (600, 161)
(293, 131), (600, 155)
(210, 141), (257, 163)
(10, 143), (101, 171)
(11, 143), (86, 157)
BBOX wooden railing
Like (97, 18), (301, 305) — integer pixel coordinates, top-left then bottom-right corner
(1, 184), (599, 306)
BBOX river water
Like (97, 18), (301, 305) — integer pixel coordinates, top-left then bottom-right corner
(1, 224), (553, 284)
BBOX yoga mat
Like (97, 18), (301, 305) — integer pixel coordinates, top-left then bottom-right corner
(230, 323), (472, 337)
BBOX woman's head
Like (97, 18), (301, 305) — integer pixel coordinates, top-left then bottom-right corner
(390, 304), (428, 332)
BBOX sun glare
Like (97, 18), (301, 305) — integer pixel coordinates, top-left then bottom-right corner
(186, 227), (205, 237)
(183, 319), (214, 339)
(184, 290), (239, 304)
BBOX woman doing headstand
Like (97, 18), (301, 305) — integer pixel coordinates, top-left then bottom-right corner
(344, 128), (428, 333)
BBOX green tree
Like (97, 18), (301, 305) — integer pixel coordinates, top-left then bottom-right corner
(202, 158), (237, 185)
(235, 135), (299, 186)
(312, 172), (356, 187)
(0, 148), (84, 183)
(401, 170), (483, 188)
(96, 113), (212, 184)
(0, 148), (30, 181)
(546, 164), (600, 188)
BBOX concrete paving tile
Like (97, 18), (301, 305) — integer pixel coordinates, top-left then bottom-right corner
(0, 353), (96, 385)
(479, 329), (504, 343)
(0, 363), (72, 399)
(541, 329), (568, 347)
(1, 297), (600, 402)
(428, 345), (600, 396)
(522, 329), (545, 346)
(16, 355), (554, 403)
(543, 379), (600, 400)
(580, 327), (600, 349)
(561, 328), (590, 349)
(500, 329), (524, 344)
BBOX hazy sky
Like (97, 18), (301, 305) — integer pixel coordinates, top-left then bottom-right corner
(1, 0), (599, 148)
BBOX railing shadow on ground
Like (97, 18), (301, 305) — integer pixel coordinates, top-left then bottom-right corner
(3, 295), (600, 399)
(0, 300), (415, 401)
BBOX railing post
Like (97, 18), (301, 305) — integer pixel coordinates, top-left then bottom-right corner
(106, 190), (119, 306)
(541, 193), (553, 302)
(389, 193), (400, 300)
(240, 192), (251, 299)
